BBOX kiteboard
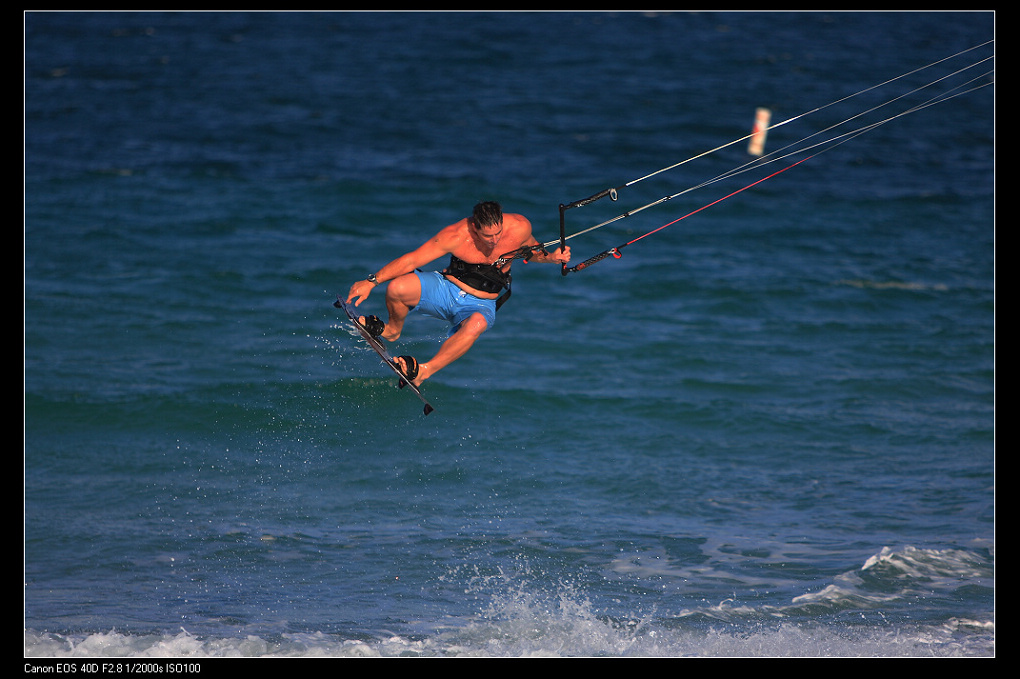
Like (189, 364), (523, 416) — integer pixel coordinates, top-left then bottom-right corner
(334, 296), (434, 415)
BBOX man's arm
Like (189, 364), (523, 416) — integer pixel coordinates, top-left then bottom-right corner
(527, 243), (571, 264)
(512, 217), (571, 265)
(346, 223), (461, 306)
(519, 232), (571, 265)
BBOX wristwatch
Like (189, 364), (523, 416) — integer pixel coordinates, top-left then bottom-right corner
(366, 274), (379, 284)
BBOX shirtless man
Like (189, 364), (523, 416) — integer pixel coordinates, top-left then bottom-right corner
(345, 201), (570, 386)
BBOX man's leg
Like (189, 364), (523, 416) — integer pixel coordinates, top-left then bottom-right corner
(396, 311), (488, 386)
(360, 273), (420, 342)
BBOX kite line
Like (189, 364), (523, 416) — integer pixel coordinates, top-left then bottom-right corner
(541, 40), (994, 276)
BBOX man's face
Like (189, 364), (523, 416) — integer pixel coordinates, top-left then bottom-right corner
(471, 219), (503, 249)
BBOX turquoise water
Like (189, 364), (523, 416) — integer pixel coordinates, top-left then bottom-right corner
(25, 11), (994, 657)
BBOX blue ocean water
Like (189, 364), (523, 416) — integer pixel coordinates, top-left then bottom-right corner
(25, 11), (994, 658)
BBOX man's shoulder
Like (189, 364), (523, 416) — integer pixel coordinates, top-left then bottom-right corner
(436, 218), (471, 239)
(504, 212), (529, 223)
(504, 212), (532, 233)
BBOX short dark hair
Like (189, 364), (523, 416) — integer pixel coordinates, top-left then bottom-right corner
(472, 201), (503, 228)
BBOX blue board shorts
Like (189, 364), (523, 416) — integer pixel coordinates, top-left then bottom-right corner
(413, 271), (497, 335)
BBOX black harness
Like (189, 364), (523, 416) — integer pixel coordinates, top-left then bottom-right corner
(443, 255), (509, 293)
(443, 255), (513, 311)
(442, 246), (547, 311)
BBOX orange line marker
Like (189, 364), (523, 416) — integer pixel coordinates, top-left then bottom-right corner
(748, 107), (771, 156)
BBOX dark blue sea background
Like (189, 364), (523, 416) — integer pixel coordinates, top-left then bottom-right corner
(25, 11), (994, 657)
